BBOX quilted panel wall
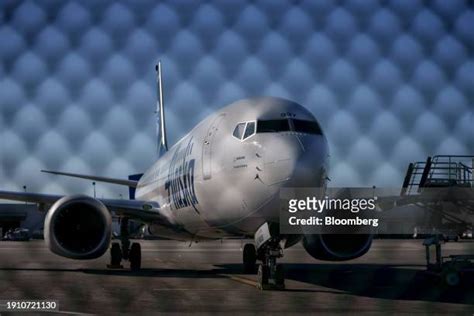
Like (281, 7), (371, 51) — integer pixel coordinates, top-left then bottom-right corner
(0, 0), (473, 198)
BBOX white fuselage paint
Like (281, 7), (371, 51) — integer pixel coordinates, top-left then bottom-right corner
(135, 97), (329, 241)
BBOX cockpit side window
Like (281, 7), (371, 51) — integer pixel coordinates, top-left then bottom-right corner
(256, 119), (291, 133)
(233, 123), (246, 140)
(233, 121), (256, 141)
(243, 121), (255, 139)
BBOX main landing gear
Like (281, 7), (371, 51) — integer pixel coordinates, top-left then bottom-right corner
(242, 241), (285, 290)
(108, 218), (142, 271)
(243, 243), (257, 273)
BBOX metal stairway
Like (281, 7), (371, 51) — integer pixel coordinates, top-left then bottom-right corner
(399, 155), (474, 238)
(401, 155), (473, 196)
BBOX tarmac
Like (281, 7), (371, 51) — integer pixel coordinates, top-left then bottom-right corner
(0, 239), (474, 315)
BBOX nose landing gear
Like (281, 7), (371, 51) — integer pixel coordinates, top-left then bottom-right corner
(256, 242), (285, 290)
(242, 241), (285, 289)
(246, 223), (287, 290)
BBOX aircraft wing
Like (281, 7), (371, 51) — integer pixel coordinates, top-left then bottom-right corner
(0, 190), (60, 205)
(98, 198), (165, 222)
(41, 170), (138, 187)
(0, 190), (168, 224)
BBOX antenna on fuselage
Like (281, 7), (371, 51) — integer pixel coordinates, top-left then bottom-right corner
(156, 61), (168, 156)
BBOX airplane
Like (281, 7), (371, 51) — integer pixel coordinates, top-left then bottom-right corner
(0, 62), (374, 290)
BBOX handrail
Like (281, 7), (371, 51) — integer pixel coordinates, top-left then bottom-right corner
(433, 155), (474, 158)
(402, 155), (474, 195)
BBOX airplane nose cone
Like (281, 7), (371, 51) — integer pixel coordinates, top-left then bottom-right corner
(259, 134), (328, 187)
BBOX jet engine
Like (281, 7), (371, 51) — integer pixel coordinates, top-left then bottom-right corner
(302, 187), (374, 261)
(44, 195), (112, 259)
(302, 234), (372, 261)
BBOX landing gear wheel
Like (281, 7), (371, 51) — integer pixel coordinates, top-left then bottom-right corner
(243, 243), (257, 273)
(120, 218), (130, 260)
(129, 242), (142, 271)
(257, 264), (270, 290)
(109, 242), (122, 267)
(275, 264), (285, 289)
(255, 239), (285, 290)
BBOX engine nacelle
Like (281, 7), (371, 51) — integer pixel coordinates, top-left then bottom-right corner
(302, 234), (372, 261)
(44, 195), (112, 259)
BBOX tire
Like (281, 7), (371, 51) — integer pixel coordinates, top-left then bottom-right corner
(275, 264), (285, 288)
(110, 242), (122, 266)
(243, 244), (257, 273)
(129, 242), (142, 271)
(257, 265), (270, 290)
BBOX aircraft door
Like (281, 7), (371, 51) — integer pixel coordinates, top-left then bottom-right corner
(202, 114), (225, 180)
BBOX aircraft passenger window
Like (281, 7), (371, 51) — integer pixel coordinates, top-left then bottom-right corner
(256, 119), (290, 133)
(233, 123), (246, 139)
(243, 122), (255, 139)
(292, 119), (323, 135)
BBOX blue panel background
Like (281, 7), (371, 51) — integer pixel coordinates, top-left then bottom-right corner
(0, 0), (473, 198)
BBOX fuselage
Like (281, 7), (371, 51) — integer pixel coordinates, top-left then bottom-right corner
(135, 97), (329, 240)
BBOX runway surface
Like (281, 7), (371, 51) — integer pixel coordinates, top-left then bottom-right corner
(1, 239), (474, 315)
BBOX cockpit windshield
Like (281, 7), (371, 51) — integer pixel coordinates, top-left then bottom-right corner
(291, 119), (322, 135)
(256, 119), (322, 135)
(233, 118), (322, 140)
(256, 119), (291, 133)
